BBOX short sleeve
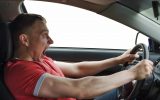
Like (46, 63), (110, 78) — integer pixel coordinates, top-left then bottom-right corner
(33, 73), (49, 96)
(4, 61), (46, 96)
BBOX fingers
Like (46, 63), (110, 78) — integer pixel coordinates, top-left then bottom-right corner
(141, 59), (153, 77)
(144, 63), (152, 77)
(127, 54), (139, 63)
(135, 53), (139, 58)
(130, 53), (139, 59)
(131, 59), (153, 80)
(146, 60), (153, 75)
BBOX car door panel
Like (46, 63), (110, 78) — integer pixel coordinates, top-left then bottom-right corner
(46, 47), (160, 75)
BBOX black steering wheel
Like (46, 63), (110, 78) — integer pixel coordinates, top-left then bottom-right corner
(120, 43), (149, 100)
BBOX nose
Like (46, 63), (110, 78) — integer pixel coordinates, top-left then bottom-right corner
(48, 36), (54, 44)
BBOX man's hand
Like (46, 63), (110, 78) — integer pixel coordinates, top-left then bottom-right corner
(117, 49), (139, 64)
(128, 59), (153, 80)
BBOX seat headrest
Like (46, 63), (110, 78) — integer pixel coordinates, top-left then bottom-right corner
(0, 22), (13, 63)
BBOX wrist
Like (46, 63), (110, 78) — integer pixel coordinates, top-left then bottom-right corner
(128, 68), (137, 80)
(114, 56), (124, 64)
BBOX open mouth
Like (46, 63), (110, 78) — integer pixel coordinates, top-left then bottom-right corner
(43, 46), (49, 55)
(43, 49), (47, 55)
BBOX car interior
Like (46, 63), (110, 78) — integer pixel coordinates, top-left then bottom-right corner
(1, 0), (160, 100)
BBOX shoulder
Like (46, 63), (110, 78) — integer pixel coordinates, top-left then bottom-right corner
(42, 55), (54, 61)
(5, 59), (45, 75)
(6, 59), (40, 68)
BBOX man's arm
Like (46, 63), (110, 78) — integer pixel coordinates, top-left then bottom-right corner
(37, 60), (153, 99)
(55, 50), (139, 78)
(55, 57), (121, 78)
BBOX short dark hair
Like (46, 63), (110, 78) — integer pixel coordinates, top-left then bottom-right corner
(9, 13), (46, 49)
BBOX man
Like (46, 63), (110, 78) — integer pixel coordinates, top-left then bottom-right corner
(4, 13), (153, 100)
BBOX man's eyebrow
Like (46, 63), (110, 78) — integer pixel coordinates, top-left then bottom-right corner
(41, 29), (49, 33)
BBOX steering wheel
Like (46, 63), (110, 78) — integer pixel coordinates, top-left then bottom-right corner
(120, 43), (149, 100)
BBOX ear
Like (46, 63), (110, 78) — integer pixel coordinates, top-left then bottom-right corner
(19, 34), (29, 47)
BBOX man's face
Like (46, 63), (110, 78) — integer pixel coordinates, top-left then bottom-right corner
(27, 20), (53, 58)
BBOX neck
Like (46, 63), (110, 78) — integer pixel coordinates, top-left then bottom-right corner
(14, 50), (35, 61)
(14, 49), (43, 61)
(14, 53), (33, 61)
(14, 54), (44, 62)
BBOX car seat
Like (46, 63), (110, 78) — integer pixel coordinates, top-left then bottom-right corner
(0, 22), (14, 100)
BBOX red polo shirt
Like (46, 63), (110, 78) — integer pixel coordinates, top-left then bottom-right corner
(4, 56), (76, 100)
